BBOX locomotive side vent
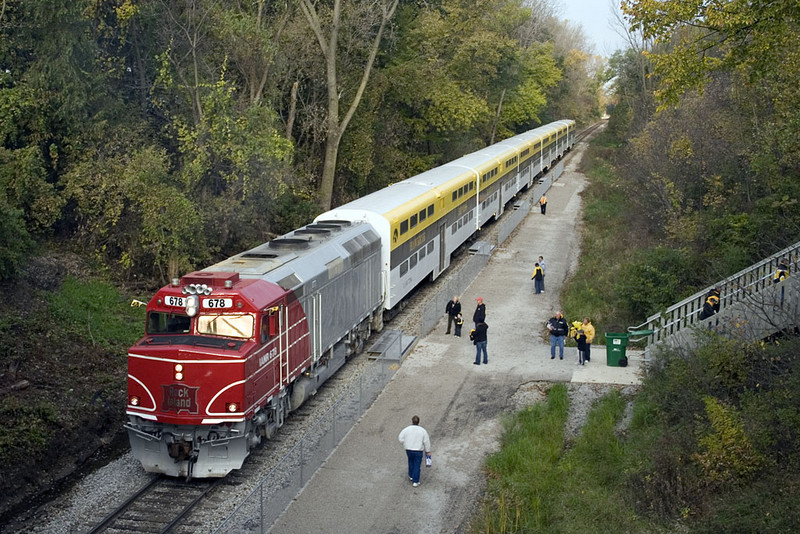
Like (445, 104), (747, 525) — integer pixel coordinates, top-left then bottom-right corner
(241, 252), (279, 259)
(268, 238), (311, 249)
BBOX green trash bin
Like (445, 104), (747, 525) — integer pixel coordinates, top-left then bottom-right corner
(605, 333), (629, 367)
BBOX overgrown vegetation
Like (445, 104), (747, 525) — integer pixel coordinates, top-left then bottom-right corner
(471, 385), (663, 532)
(473, 337), (800, 532)
(0, 272), (144, 517)
(0, 0), (604, 283)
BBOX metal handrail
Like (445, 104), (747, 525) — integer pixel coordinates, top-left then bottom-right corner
(630, 240), (800, 353)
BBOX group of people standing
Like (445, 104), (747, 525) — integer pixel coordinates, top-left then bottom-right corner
(445, 295), (489, 365)
(546, 311), (595, 364)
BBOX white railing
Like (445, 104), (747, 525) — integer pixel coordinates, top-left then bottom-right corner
(630, 240), (800, 358)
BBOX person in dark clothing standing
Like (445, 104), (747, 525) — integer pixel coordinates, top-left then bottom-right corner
(454, 313), (464, 337)
(538, 256), (546, 291)
(531, 263), (544, 294)
(575, 329), (588, 365)
(539, 194), (547, 214)
(698, 287), (720, 320)
(445, 296), (461, 334)
(473, 297), (486, 327)
(547, 311), (568, 360)
(472, 321), (488, 365)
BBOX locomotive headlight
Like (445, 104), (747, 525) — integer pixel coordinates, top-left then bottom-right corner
(174, 363), (184, 381)
(185, 295), (199, 317)
(130, 395), (140, 406)
(226, 402), (238, 413)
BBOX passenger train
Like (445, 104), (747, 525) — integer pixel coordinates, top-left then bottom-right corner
(125, 119), (575, 478)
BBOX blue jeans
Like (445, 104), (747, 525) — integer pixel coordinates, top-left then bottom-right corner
(406, 449), (424, 483)
(534, 278), (543, 293)
(550, 335), (564, 359)
(475, 340), (488, 364)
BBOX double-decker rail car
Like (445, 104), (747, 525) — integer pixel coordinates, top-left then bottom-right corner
(126, 119), (573, 478)
(316, 119), (574, 313)
(126, 221), (381, 478)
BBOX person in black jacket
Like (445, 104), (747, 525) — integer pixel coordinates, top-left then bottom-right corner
(698, 287), (720, 320)
(472, 321), (488, 365)
(473, 297), (486, 327)
(531, 263), (544, 294)
(547, 311), (568, 360)
(444, 296), (461, 334)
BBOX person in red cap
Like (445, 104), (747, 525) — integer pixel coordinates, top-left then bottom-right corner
(473, 297), (486, 327)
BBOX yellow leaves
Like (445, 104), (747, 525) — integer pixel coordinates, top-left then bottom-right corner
(668, 135), (693, 163)
(702, 174), (726, 209)
(693, 396), (766, 485)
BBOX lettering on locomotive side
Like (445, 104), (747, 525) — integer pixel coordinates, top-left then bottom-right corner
(258, 346), (278, 367)
(161, 384), (200, 414)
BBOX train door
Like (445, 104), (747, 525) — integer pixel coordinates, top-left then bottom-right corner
(438, 222), (447, 275)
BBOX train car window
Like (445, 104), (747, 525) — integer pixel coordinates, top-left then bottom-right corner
(410, 254), (417, 269)
(147, 312), (190, 334)
(427, 205), (434, 217)
(427, 241), (434, 253)
(452, 225), (457, 235)
(521, 148), (529, 157)
(419, 209), (426, 222)
(469, 182), (474, 191)
(410, 214), (418, 228)
(419, 246), (426, 259)
(197, 314), (254, 339)
(400, 261), (408, 277)
(452, 191), (457, 201)
(401, 220), (409, 234)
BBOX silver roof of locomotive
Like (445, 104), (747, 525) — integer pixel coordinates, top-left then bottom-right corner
(202, 220), (380, 294)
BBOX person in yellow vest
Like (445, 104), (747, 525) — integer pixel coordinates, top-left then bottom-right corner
(774, 259), (789, 283)
(698, 287), (721, 320)
(539, 194), (547, 214)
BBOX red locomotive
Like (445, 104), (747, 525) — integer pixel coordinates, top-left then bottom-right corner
(126, 222), (383, 478)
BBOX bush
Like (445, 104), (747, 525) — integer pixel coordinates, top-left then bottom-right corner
(0, 196), (34, 279)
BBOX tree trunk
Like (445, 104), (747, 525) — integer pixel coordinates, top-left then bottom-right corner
(301, 0), (399, 211)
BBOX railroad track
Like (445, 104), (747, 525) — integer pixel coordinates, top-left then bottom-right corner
(87, 476), (221, 534)
(575, 120), (604, 144)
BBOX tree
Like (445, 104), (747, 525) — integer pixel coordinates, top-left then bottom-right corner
(299, 0), (399, 211)
(621, 0), (800, 108)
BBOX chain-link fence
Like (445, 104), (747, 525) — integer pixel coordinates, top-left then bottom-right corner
(213, 338), (402, 534)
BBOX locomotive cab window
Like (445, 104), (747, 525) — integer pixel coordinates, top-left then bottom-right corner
(197, 314), (254, 339)
(427, 204), (434, 217)
(261, 311), (278, 343)
(147, 312), (191, 334)
(400, 220), (409, 234)
(410, 214), (418, 228)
